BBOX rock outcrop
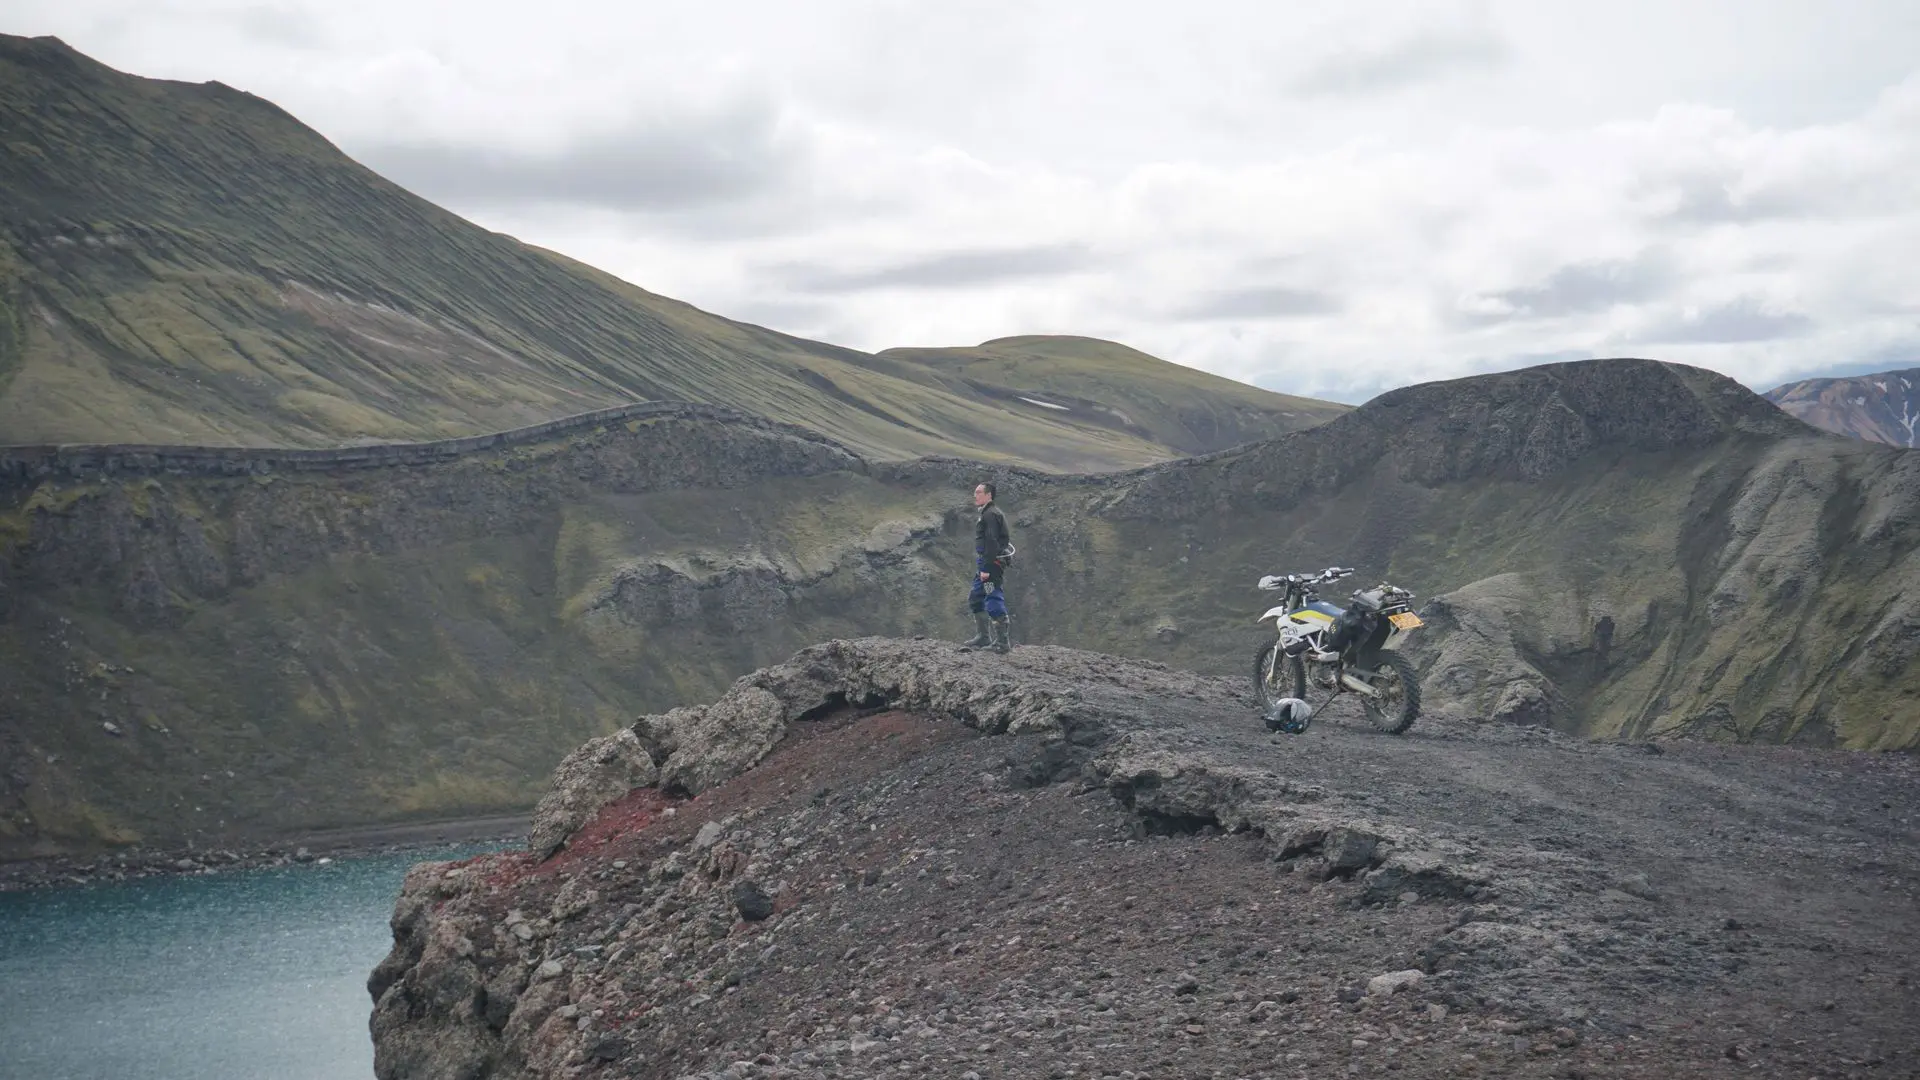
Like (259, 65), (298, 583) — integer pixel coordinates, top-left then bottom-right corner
(527, 638), (1140, 863)
(528, 731), (661, 859)
(369, 638), (1920, 1079)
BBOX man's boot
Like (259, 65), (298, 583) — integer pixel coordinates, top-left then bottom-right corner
(990, 616), (1012, 654)
(962, 612), (991, 649)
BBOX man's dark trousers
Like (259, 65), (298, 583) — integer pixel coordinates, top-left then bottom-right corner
(968, 555), (1009, 619)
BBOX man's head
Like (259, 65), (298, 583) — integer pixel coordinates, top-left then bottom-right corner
(973, 481), (995, 507)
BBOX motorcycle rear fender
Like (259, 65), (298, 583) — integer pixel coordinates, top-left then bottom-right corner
(1380, 624), (1417, 651)
(1354, 617), (1422, 660)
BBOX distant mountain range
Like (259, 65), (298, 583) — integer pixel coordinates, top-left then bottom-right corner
(1765, 368), (1920, 448)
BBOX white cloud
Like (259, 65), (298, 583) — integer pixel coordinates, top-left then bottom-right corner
(8, 0), (1920, 401)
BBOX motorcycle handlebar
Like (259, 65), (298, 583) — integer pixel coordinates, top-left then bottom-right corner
(1259, 567), (1355, 588)
(1261, 568), (1417, 599)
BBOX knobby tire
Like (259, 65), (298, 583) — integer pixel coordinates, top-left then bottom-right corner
(1253, 641), (1307, 726)
(1363, 651), (1420, 735)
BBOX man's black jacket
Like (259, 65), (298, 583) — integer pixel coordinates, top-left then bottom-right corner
(975, 502), (1011, 574)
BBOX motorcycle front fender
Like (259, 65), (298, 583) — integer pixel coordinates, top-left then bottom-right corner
(1257, 605), (1292, 624)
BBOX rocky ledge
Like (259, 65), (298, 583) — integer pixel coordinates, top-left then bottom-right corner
(369, 638), (1919, 1080)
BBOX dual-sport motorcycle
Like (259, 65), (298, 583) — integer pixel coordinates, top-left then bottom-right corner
(1252, 566), (1423, 735)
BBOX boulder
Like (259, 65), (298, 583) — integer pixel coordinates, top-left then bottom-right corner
(1367, 969), (1425, 996)
(658, 687), (788, 795)
(529, 728), (659, 857)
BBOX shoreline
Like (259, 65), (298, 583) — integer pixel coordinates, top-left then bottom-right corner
(0, 813), (530, 893)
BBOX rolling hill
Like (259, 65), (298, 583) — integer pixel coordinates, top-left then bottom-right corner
(0, 34), (1343, 469)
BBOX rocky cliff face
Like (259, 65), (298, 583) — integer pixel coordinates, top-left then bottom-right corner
(0, 408), (955, 857)
(3, 358), (1916, 860)
(1766, 367), (1920, 447)
(366, 639), (1920, 1079)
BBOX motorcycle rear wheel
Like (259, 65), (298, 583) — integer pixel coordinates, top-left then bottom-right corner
(1360, 651), (1421, 734)
(1252, 640), (1307, 727)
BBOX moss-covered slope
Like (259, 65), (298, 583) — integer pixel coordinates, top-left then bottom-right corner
(3, 359), (1914, 859)
(0, 34), (1340, 468)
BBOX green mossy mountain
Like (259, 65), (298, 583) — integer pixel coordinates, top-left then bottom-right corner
(5, 360), (1918, 861)
(878, 336), (1335, 465)
(0, 34), (1342, 467)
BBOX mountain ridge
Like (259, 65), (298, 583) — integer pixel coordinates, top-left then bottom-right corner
(0, 400), (845, 486)
(0, 356), (1803, 487)
(5, 354), (1916, 860)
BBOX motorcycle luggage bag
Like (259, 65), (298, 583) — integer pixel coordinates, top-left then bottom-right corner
(1326, 610), (1374, 654)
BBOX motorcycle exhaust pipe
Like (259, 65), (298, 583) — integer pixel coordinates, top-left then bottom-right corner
(1339, 673), (1381, 696)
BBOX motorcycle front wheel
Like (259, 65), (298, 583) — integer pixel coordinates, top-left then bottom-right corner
(1360, 651), (1421, 735)
(1252, 640), (1307, 726)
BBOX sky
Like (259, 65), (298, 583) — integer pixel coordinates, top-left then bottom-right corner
(10, 0), (1920, 402)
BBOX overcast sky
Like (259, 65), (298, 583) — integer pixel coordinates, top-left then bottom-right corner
(12, 1), (1920, 401)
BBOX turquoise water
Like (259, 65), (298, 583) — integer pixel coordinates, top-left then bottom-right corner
(0, 844), (505, 1080)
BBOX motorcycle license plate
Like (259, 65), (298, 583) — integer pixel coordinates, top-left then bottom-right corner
(1388, 612), (1424, 630)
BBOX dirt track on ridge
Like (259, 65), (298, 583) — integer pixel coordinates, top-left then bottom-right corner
(371, 642), (1920, 1080)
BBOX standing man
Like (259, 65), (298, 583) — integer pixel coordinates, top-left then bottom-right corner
(963, 481), (1014, 654)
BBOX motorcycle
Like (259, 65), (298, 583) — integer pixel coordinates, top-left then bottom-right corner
(1252, 566), (1423, 735)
